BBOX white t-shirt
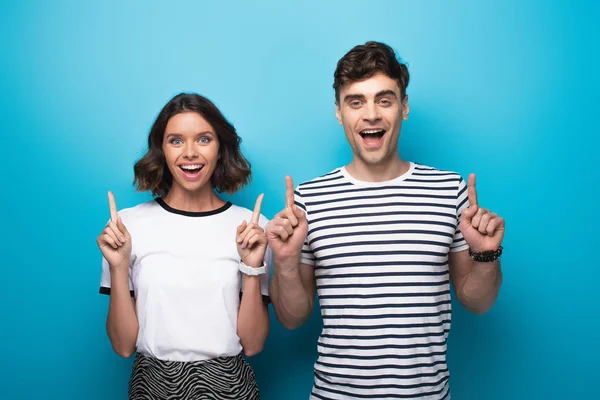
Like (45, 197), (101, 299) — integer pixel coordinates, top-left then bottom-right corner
(99, 198), (270, 362)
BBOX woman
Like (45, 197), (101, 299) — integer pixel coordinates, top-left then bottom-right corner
(96, 93), (269, 399)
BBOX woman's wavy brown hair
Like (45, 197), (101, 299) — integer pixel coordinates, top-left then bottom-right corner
(133, 93), (251, 197)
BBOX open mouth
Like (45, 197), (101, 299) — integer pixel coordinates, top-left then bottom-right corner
(360, 129), (386, 139)
(179, 164), (204, 180)
(359, 129), (386, 146)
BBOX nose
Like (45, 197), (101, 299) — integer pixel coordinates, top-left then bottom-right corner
(183, 142), (199, 159)
(362, 101), (381, 123)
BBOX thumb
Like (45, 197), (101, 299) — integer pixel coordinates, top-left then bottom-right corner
(293, 205), (306, 221)
(117, 217), (131, 239)
(461, 205), (478, 222)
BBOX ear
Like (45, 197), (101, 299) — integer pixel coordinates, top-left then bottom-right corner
(335, 100), (343, 126)
(402, 95), (410, 120)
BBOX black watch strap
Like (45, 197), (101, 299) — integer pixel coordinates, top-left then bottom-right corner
(468, 246), (503, 262)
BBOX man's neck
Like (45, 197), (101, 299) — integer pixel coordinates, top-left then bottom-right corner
(346, 156), (410, 182)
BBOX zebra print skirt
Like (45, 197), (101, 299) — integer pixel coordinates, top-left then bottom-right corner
(128, 352), (259, 400)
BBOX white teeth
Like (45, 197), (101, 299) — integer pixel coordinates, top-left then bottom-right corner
(180, 165), (203, 170)
(361, 129), (385, 134)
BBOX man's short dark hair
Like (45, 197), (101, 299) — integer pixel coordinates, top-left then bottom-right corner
(333, 41), (410, 101)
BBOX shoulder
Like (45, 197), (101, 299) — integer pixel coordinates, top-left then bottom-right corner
(411, 163), (464, 183)
(227, 203), (269, 228)
(296, 167), (346, 193)
(117, 199), (161, 224)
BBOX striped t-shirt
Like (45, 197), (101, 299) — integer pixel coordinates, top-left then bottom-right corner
(295, 162), (469, 400)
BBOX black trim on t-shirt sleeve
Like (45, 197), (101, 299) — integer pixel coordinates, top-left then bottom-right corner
(239, 291), (271, 304)
(99, 286), (135, 297)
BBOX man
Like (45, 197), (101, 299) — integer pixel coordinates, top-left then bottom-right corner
(266, 41), (504, 399)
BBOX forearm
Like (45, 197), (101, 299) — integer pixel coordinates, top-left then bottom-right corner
(106, 266), (138, 357)
(237, 276), (269, 357)
(457, 260), (502, 314)
(270, 256), (313, 330)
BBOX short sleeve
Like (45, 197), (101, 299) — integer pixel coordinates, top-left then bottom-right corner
(450, 176), (470, 253)
(295, 187), (315, 266)
(99, 254), (134, 296)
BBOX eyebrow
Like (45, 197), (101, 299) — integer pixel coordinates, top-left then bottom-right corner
(343, 93), (366, 103)
(165, 131), (214, 139)
(343, 90), (398, 103)
(375, 90), (398, 99)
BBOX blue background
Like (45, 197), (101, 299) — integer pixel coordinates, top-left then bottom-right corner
(1, 1), (598, 399)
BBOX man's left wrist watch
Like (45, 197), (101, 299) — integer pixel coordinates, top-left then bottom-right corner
(468, 246), (503, 263)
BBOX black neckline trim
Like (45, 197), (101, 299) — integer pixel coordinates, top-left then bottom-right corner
(155, 197), (232, 217)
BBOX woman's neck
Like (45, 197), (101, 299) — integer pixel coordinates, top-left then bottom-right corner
(161, 185), (225, 213)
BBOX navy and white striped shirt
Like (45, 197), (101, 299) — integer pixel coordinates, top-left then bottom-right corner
(295, 163), (469, 400)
